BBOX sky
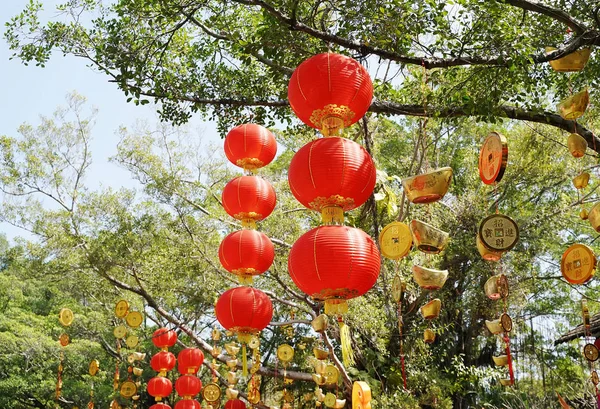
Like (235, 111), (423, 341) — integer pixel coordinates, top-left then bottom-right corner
(0, 0), (220, 241)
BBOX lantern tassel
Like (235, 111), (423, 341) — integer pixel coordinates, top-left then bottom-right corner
(242, 343), (248, 378)
(338, 318), (355, 367)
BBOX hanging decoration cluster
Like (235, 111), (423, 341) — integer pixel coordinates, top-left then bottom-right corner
(477, 132), (517, 387)
(175, 347), (205, 409)
(56, 308), (74, 404)
(215, 123), (277, 407)
(148, 328), (178, 409)
(286, 52), (380, 409)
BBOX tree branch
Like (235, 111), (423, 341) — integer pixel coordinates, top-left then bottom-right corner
(503, 0), (588, 34)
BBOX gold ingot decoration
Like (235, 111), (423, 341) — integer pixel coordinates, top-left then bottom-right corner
(423, 328), (436, 344)
(477, 234), (503, 262)
(567, 133), (588, 158)
(226, 388), (240, 400)
(227, 371), (238, 384)
(402, 167), (453, 204)
(211, 346), (222, 357)
(412, 265), (449, 290)
(558, 88), (589, 120)
(420, 299), (441, 320)
(312, 374), (326, 386)
(114, 299), (129, 318)
(484, 274), (509, 300)
(546, 47), (591, 72)
(485, 319), (503, 335)
(226, 359), (238, 369)
(589, 203), (600, 232)
(211, 328), (221, 341)
(573, 172), (590, 190)
(311, 315), (328, 332)
(127, 352), (146, 364)
(581, 208), (589, 220)
(315, 387), (325, 402)
(224, 343), (240, 356)
(59, 308), (74, 327)
(409, 220), (450, 254)
(313, 347), (329, 360)
(492, 355), (508, 367)
(334, 399), (346, 409)
(499, 379), (513, 387)
(379, 221), (413, 260)
(132, 367), (143, 377)
(314, 360), (327, 375)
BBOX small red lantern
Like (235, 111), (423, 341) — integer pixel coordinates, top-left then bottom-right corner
(150, 404), (172, 409)
(221, 176), (276, 228)
(177, 348), (204, 375)
(175, 401), (201, 409)
(225, 400), (247, 409)
(219, 230), (275, 284)
(288, 53), (373, 136)
(148, 376), (173, 400)
(288, 225), (381, 312)
(151, 351), (176, 375)
(175, 375), (202, 398)
(225, 124), (277, 170)
(152, 328), (178, 350)
(215, 287), (273, 338)
(288, 137), (376, 220)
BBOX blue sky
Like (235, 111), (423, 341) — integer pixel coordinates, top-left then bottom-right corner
(0, 1), (220, 240)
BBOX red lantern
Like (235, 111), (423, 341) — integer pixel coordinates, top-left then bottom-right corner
(150, 404), (172, 409)
(221, 176), (276, 227)
(225, 400), (247, 409)
(152, 328), (178, 350)
(288, 53), (373, 135)
(288, 225), (381, 312)
(177, 348), (204, 375)
(288, 137), (376, 217)
(175, 375), (202, 398)
(151, 351), (176, 375)
(215, 287), (273, 337)
(148, 376), (173, 399)
(219, 230), (275, 283)
(225, 124), (277, 170)
(175, 401), (200, 409)
(175, 401), (201, 409)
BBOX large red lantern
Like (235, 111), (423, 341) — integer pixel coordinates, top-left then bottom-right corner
(225, 400), (247, 409)
(177, 348), (204, 375)
(219, 230), (275, 284)
(225, 124), (277, 170)
(148, 376), (173, 400)
(288, 137), (376, 220)
(215, 287), (273, 339)
(151, 351), (176, 375)
(151, 404), (172, 409)
(175, 375), (202, 398)
(288, 53), (373, 136)
(288, 225), (381, 313)
(152, 328), (178, 350)
(175, 401), (201, 409)
(222, 176), (276, 228)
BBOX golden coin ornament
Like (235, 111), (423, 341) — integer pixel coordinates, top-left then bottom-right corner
(89, 359), (99, 376)
(277, 344), (295, 363)
(126, 335), (139, 349)
(113, 325), (127, 339)
(500, 313), (513, 333)
(584, 343), (599, 362)
(324, 364), (340, 384)
(248, 336), (260, 350)
(479, 132), (508, 185)
(114, 300), (129, 318)
(203, 383), (222, 402)
(379, 222), (412, 260)
(478, 214), (519, 252)
(391, 275), (405, 303)
(59, 333), (70, 347)
(125, 311), (143, 328)
(59, 308), (74, 327)
(561, 244), (597, 285)
(593, 370), (600, 385)
(120, 380), (137, 398)
(352, 381), (372, 406)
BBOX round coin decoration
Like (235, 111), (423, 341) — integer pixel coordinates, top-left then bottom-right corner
(125, 311), (143, 328)
(584, 343), (599, 362)
(379, 222), (413, 260)
(479, 132), (508, 185)
(59, 308), (74, 327)
(478, 214), (519, 252)
(277, 344), (294, 363)
(115, 299), (129, 318)
(203, 382), (222, 402)
(120, 380), (137, 398)
(560, 244), (597, 285)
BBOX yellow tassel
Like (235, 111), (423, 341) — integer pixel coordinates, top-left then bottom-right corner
(242, 343), (248, 377)
(339, 319), (355, 367)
